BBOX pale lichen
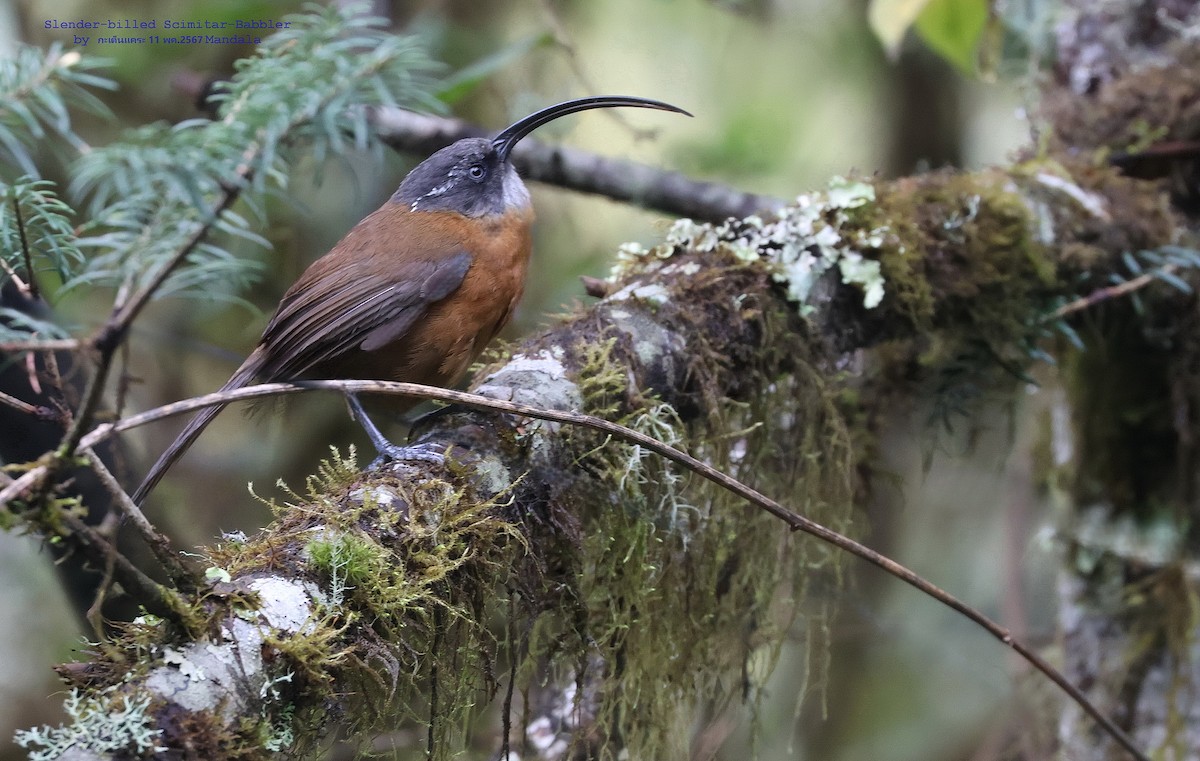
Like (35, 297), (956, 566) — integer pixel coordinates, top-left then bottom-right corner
(611, 175), (889, 315)
(259, 673), (297, 752)
(14, 688), (165, 760)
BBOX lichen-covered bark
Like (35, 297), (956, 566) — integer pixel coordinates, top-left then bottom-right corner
(1037, 4), (1200, 758)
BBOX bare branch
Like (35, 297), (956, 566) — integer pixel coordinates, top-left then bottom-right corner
(1048, 263), (1179, 320)
(370, 106), (785, 222)
(0, 388), (38, 415)
(0, 462), (182, 622)
(82, 450), (197, 589)
(56, 177), (246, 460)
(0, 338), (83, 352)
(0, 467), (46, 507)
(57, 511), (184, 622)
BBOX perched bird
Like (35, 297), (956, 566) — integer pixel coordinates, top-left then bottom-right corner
(133, 96), (690, 503)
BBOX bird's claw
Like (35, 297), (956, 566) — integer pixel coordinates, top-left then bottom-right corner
(368, 441), (448, 470)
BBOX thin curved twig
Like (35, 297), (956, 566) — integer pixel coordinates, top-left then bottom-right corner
(1048, 263), (1178, 320)
(0, 338), (83, 352)
(9, 378), (1148, 761)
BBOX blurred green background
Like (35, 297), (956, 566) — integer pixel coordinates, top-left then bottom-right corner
(1, 1), (1053, 758)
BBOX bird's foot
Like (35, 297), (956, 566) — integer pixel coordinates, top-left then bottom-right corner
(345, 392), (461, 470)
(368, 441), (448, 470)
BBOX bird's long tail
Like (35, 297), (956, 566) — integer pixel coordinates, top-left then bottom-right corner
(131, 351), (263, 504)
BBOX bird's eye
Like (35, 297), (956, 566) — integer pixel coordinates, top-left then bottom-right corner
(468, 164), (486, 180)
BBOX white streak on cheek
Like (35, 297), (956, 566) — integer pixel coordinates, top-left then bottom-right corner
(425, 179), (453, 199)
(412, 177), (455, 211)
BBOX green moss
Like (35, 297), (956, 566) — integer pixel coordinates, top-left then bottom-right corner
(306, 531), (384, 607)
(1043, 44), (1200, 161)
(1123, 565), (1198, 756)
(874, 170), (1056, 343)
(200, 447), (529, 759)
(561, 382), (852, 758)
(575, 335), (626, 418)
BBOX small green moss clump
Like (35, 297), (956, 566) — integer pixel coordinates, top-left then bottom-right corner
(872, 170), (1056, 361)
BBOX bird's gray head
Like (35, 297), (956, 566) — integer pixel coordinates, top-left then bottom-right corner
(394, 138), (523, 217)
(392, 95), (691, 218)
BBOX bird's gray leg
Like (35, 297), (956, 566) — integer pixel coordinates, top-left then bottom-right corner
(344, 392), (446, 468)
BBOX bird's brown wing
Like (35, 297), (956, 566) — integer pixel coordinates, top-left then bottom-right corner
(254, 251), (472, 380)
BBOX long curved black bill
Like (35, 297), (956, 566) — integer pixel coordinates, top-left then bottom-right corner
(492, 95), (691, 162)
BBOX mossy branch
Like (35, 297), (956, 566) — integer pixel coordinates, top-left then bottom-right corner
(21, 376), (1147, 759)
(12, 152), (1184, 757)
